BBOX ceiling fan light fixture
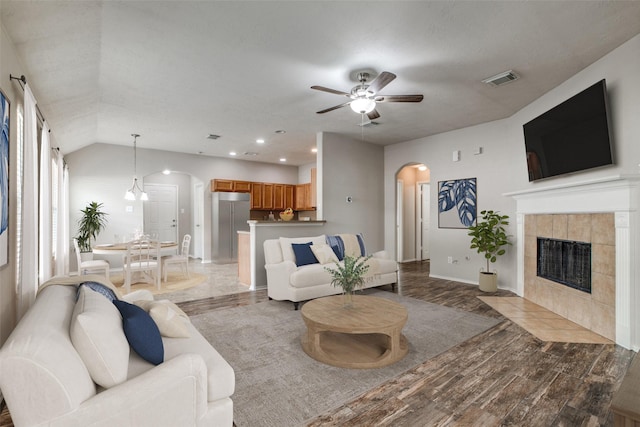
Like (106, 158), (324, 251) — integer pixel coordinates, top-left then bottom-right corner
(350, 98), (376, 114)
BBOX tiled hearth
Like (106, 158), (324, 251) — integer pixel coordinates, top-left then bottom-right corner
(524, 213), (615, 340)
(508, 175), (640, 350)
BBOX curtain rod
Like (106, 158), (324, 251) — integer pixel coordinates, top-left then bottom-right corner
(10, 74), (47, 124)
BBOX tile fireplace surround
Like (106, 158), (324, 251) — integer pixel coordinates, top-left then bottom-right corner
(507, 175), (640, 350)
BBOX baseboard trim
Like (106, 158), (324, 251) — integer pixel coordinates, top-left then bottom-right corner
(429, 273), (478, 286)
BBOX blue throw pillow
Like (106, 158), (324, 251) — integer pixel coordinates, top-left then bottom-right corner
(291, 242), (318, 267)
(326, 235), (345, 260)
(356, 233), (367, 257)
(112, 300), (164, 365)
(80, 281), (118, 302)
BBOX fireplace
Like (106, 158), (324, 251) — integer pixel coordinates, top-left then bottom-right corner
(508, 175), (640, 350)
(537, 238), (591, 293)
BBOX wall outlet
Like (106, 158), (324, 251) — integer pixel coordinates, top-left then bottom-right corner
(447, 256), (453, 264)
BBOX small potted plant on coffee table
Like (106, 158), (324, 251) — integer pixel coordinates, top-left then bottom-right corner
(325, 254), (372, 307)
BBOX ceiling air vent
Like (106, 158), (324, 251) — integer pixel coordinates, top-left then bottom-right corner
(482, 70), (519, 87)
(207, 134), (221, 140)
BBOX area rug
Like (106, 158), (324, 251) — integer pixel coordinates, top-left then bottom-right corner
(109, 271), (207, 296)
(190, 290), (500, 427)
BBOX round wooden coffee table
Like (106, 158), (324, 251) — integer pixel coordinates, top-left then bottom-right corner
(301, 294), (408, 369)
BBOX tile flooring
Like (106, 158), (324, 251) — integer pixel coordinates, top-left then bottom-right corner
(478, 296), (613, 344)
(160, 260), (251, 304)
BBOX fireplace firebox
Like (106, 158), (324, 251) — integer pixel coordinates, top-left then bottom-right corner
(537, 238), (592, 293)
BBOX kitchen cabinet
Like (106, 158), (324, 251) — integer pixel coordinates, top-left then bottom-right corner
(211, 179), (251, 193)
(310, 168), (317, 208)
(295, 183), (313, 210)
(273, 184), (295, 211)
(250, 182), (263, 209)
(262, 183), (274, 210)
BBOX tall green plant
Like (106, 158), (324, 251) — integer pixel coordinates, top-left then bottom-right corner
(467, 210), (511, 273)
(76, 201), (108, 252)
(325, 254), (372, 293)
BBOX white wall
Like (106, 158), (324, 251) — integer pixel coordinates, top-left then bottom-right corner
(385, 33), (640, 292)
(0, 22), (22, 342)
(65, 143), (299, 266)
(320, 132), (385, 252)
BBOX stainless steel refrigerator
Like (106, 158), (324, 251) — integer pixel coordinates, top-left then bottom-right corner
(211, 192), (250, 263)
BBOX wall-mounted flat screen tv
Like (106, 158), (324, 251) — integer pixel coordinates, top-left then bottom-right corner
(523, 79), (613, 182)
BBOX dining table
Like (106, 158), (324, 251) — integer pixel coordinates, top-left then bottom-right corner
(92, 241), (179, 256)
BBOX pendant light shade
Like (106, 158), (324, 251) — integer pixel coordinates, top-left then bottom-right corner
(124, 134), (148, 201)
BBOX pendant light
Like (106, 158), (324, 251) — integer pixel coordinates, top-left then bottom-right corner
(124, 133), (148, 201)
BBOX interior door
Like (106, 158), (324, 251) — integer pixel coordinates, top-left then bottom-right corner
(419, 183), (431, 260)
(193, 182), (204, 259)
(144, 184), (178, 242)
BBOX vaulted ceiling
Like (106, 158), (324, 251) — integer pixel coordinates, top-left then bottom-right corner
(2, 1), (639, 165)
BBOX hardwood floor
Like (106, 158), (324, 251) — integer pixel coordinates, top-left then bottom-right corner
(304, 261), (635, 426)
(0, 261), (634, 426)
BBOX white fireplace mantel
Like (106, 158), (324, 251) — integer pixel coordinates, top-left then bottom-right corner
(505, 175), (640, 350)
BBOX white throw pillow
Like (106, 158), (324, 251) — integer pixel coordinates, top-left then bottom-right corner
(310, 243), (340, 265)
(70, 286), (130, 388)
(279, 235), (326, 263)
(134, 300), (191, 338)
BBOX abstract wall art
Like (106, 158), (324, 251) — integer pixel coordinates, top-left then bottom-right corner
(0, 90), (9, 267)
(438, 177), (477, 229)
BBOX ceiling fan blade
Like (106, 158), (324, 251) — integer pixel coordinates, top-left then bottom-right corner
(316, 101), (351, 114)
(367, 109), (381, 120)
(368, 71), (396, 94)
(311, 85), (350, 96)
(376, 94), (424, 103)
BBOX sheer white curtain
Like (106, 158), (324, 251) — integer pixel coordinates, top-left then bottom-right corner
(39, 122), (51, 283)
(18, 84), (39, 318)
(54, 153), (69, 276)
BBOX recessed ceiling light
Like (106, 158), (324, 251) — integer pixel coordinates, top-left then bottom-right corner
(162, 169), (171, 175)
(311, 147), (317, 153)
(279, 158), (286, 162)
(229, 151), (237, 156)
(256, 139), (265, 144)
(275, 130), (286, 134)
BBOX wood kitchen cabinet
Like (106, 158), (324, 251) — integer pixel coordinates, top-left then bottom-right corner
(250, 182), (263, 209)
(295, 183), (312, 210)
(273, 184), (295, 210)
(211, 179), (251, 193)
(262, 183), (274, 210)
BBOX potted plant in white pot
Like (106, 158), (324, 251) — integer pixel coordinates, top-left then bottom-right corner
(76, 201), (108, 260)
(467, 210), (510, 292)
(325, 254), (372, 307)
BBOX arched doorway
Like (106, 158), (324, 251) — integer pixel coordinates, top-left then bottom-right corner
(395, 163), (431, 262)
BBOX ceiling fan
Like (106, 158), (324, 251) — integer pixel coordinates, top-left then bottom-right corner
(311, 71), (423, 120)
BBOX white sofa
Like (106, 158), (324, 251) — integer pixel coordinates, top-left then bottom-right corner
(0, 276), (235, 427)
(264, 234), (398, 309)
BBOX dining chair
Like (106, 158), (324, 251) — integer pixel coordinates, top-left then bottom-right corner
(73, 238), (110, 278)
(123, 238), (161, 293)
(162, 234), (191, 282)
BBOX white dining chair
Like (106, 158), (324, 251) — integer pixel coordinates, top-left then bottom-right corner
(123, 238), (161, 293)
(73, 238), (110, 278)
(162, 234), (191, 282)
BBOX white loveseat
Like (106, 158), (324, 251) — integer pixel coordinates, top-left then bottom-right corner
(0, 275), (235, 427)
(264, 234), (398, 309)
